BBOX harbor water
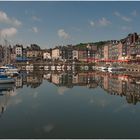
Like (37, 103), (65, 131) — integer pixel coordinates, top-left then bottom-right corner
(0, 71), (140, 138)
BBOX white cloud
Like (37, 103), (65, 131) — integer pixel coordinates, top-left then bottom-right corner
(131, 10), (137, 17)
(89, 97), (110, 108)
(114, 104), (129, 113)
(25, 10), (28, 15)
(0, 11), (22, 26)
(89, 20), (95, 27)
(58, 29), (70, 39)
(114, 11), (132, 22)
(0, 27), (17, 38)
(7, 98), (22, 107)
(58, 86), (69, 95)
(71, 27), (81, 32)
(0, 11), (9, 22)
(43, 124), (54, 133)
(32, 16), (41, 21)
(121, 26), (132, 31)
(12, 19), (22, 26)
(32, 27), (38, 33)
(98, 17), (111, 26)
(121, 16), (131, 22)
(89, 18), (111, 28)
(33, 91), (39, 98)
(9, 90), (18, 96)
(114, 11), (121, 17)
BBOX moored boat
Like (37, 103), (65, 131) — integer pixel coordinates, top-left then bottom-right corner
(0, 75), (15, 84)
(97, 66), (108, 71)
(0, 64), (19, 76)
(0, 83), (14, 92)
(108, 67), (126, 72)
(0, 68), (6, 75)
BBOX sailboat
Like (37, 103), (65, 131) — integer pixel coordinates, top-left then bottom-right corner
(0, 38), (19, 76)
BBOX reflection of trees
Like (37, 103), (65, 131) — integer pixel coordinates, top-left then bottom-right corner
(125, 91), (140, 105)
(87, 82), (98, 89)
(126, 93), (137, 105)
(27, 82), (42, 88)
(60, 73), (73, 88)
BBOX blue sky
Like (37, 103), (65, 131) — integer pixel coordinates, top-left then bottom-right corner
(0, 1), (140, 48)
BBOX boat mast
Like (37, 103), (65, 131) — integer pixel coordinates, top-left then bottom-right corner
(4, 36), (9, 65)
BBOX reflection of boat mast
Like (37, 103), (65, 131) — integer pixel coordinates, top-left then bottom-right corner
(0, 91), (10, 117)
(4, 37), (8, 65)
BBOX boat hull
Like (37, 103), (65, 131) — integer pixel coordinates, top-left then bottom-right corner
(0, 79), (15, 84)
(0, 65), (19, 76)
(0, 83), (14, 93)
(108, 67), (126, 72)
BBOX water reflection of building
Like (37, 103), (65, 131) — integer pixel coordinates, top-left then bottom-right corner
(108, 77), (123, 95)
(9, 71), (140, 105)
(125, 78), (140, 105)
(43, 73), (51, 81)
(48, 71), (140, 105)
(15, 76), (23, 88)
(13, 72), (44, 88)
(51, 73), (61, 85)
(51, 73), (73, 88)
(50, 72), (99, 89)
(76, 73), (98, 88)
(101, 74), (140, 105)
(26, 73), (43, 88)
(103, 74), (109, 90)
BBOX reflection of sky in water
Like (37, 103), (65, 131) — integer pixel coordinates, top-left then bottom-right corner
(0, 79), (140, 138)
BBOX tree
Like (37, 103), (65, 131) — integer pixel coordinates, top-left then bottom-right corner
(30, 44), (41, 50)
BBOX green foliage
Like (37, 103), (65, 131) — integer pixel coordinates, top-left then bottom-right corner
(93, 41), (108, 47)
(30, 44), (41, 50)
(75, 43), (87, 49)
(75, 41), (108, 50)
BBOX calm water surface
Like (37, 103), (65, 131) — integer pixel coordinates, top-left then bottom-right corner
(0, 71), (140, 138)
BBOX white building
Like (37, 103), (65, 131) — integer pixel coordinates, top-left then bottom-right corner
(15, 45), (23, 57)
(43, 51), (51, 60)
(72, 50), (79, 60)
